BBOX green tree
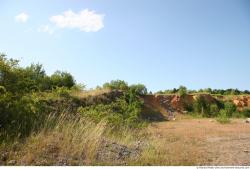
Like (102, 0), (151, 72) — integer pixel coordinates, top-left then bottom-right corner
(50, 71), (75, 89)
(103, 80), (129, 91)
(178, 85), (187, 97)
(129, 84), (148, 95)
(204, 88), (212, 94)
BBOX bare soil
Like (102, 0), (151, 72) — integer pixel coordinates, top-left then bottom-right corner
(148, 118), (250, 165)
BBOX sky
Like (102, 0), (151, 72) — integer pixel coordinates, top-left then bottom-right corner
(0, 0), (250, 92)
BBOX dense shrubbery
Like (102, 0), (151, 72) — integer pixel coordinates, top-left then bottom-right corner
(129, 84), (148, 95)
(103, 80), (129, 91)
(0, 55), (149, 141)
(190, 96), (248, 122)
(178, 86), (187, 97)
(0, 54), (77, 141)
(102, 80), (148, 95)
(242, 108), (250, 118)
(1, 53), (249, 141)
(78, 88), (146, 129)
(216, 110), (231, 124)
(191, 96), (216, 117)
(0, 54), (75, 93)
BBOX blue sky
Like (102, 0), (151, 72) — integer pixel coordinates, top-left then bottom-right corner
(0, 0), (249, 92)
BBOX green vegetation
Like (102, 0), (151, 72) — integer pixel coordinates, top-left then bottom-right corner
(216, 110), (231, 124)
(242, 108), (250, 118)
(178, 85), (187, 97)
(0, 54), (150, 142)
(0, 54), (77, 140)
(187, 95), (247, 122)
(0, 54), (151, 166)
(103, 80), (148, 95)
(1, 53), (250, 165)
(78, 87), (147, 129)
(103, 80), (129, 91)
(156, 86), (250, 95)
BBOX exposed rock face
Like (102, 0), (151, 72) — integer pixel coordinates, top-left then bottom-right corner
(232, 96), (250, 109)
(143, 94), (250, 119)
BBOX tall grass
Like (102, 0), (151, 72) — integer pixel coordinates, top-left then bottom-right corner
(1, 111), (147, 166)
(2, 113), (107, 165)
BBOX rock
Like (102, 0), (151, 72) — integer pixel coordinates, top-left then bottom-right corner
(245, 118), (250, 123)
(96, 140), (140, 163)
(243, 150), (250, 153)
(7, 160), (16, 165)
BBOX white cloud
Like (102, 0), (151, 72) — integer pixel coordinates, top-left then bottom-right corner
(15, 12), (29, 23)
(49, 9), (104, 32)
(38, 25), (55, 35)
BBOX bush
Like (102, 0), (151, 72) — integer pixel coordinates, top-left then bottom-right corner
(224, 102), (236, 117)
(50, 71), (75, 89)
(232, 111), (245, 118)
(242, 108), (250, 118)
(78, 90), (145, 129)
(0, 86), (6, 94)
(0, 92), (49, 140)
(209, 104), (220, 117)
(52, 86), (71, 98)
(0, 54), (78, 141)
(129, 84), (148, 95)
(192, 96), (210, 117)
(178, 85), (187, 97)
(103, 80), (129, 91)
(216, 110), (231, 124)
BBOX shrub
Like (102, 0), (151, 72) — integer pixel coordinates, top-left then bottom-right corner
(52, 86), (71, 98)
(192, 96), (210, 117)
(103, 80), (129, 91)
(129, 84), (148, 95)
(0, 93), (49, 140)
(78, 90), (145, 129)
(0, 86), (6, 94)
(50, 71), (75, 89)
(216, 110), (231, 124)
(209, 104), (220, 117)
(232, 111), (245, 118)
(224, 102), (236, 117)
(178, 85), (187, 97)
(242, 108), (250, 118)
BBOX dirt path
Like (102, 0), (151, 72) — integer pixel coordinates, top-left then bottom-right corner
(148, 118), (250, 165)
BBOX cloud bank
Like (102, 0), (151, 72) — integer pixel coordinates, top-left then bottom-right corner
(49, 9), (104, 32)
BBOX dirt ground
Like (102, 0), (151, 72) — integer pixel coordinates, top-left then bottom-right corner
(148, 117), (250, 165)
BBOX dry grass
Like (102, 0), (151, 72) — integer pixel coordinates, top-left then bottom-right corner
(2, 113), (250, 166)
(1, 113), (145, 166)
(71, 88), (112, 99)
(133, 118), (250, 166)
(3, 114), (107, 165)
